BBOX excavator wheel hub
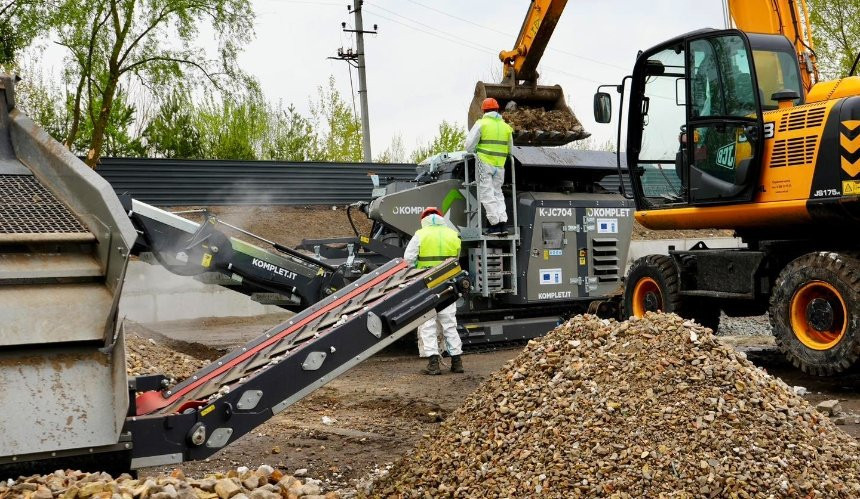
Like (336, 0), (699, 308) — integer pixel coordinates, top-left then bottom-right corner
(806, 297), (835, 332)
(632, 277), (662, 317)
(790, 281), (847, 351)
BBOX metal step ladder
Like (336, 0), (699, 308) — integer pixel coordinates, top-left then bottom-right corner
(126, 258), (464, 468)
(460, 155), (519, 298)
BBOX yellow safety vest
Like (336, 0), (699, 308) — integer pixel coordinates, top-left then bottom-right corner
(476, 115), (513, 168)
(415, 224), (461, 268)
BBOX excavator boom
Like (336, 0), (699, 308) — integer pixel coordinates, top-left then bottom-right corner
(727, 0), (819, 92)
(469, 0), (588, 147)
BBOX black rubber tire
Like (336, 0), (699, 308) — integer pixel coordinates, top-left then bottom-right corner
(769, 252), (860, 376)
(623, 255), (684, 318)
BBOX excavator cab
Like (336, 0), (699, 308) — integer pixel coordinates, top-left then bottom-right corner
(607, 29), (771, 214)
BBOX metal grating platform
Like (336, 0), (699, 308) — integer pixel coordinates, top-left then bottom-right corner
(0, 175), (89, 235)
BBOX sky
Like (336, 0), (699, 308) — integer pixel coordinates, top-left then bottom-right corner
(242, 0), (728, 157)
(36, 0), (729, 158)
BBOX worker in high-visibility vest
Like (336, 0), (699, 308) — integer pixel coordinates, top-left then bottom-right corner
(403, 207), (464, 375)
(465, 97), (514, 236)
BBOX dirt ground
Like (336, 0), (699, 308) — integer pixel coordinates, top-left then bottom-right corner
(166, 205), (734, 246)
(169, 206), (373, 249)
(135, 315), (860, 492)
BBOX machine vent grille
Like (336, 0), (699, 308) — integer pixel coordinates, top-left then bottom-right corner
(771, 135), (818, 167)
(591, 238), (620, 283)
(777, 105), (827, 132)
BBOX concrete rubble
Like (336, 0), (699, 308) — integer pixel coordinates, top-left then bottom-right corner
(126, 333), (208, 382)
(369, 313), (860, 497)
(0, 466), (339, 499)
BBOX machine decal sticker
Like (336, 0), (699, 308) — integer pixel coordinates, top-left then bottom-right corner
(441, 189), (466, 214)
(538, 207), (573, 217)
(538, 291), (572, 300)
(841, 120), (860, 177)
(763, 122), (775, 139)
(548, 249), (563, 256)
(539, 268), (562, 285)
(578, 248), (587, 266)
(201, 253), (213, 268)
(843, 180), (860, 195)
(252, 258), (298, 280)
(596, 218), (618, 234)
(716, 143), (736, 170)
(586, 207), (631, 217)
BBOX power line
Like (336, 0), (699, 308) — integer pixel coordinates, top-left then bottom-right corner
(386, 0), (629, 71)
(364, 6), (603, 84)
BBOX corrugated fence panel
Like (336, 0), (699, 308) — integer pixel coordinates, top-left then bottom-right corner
(96, 158), (418, 206)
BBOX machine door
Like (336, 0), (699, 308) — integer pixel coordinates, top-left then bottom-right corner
(685, 32), (764, 205)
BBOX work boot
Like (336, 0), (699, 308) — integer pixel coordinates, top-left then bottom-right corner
(483, 223), (499, 236)
(422, 355), (441, 375)
(494, 223), (509, 236)
(450, 355), (464, 373)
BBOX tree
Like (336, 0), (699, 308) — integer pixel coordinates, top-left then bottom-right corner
(0, 0), (51, 66)
(142, 90), (201, 158)
(376, 134), (408, 163)
(410, 121), (466, 163)
(194, 91), (268, 160)
(309, 76), (362, 162)
(52, 0), (254, 167)
(809, 0), (860, 78)
(263, 103), (317, 162)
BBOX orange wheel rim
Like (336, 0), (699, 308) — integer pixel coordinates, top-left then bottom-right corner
(790, 281), (847, 351)
(632, 277), (662, 317)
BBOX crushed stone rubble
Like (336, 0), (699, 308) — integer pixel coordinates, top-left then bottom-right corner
(501, 107), (588, 138)
(369, 313), (860, 497)
(0, 466), (340, 499)
(125, 333), (209, 382)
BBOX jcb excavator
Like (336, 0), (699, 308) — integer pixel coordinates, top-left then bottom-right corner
(595, 0), (860, 375)
(469, 0), (589, 146)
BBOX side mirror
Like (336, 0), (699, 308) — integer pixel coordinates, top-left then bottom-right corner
(594, 92), (612, 124)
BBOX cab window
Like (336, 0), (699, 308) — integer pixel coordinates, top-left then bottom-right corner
(752, 49), (802, 110)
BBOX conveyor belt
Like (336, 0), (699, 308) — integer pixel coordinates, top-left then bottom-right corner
(126, 259), (464, 468)
(136, 259), (427, 415)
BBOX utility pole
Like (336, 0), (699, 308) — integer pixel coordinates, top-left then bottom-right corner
(340, 1), (377, 163)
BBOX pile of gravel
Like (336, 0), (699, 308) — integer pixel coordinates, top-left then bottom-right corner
(370, 313), (860, 497)
(1, 466), (339, 498)
(126, 333), (209, 381)
(502, 107), (588, 138)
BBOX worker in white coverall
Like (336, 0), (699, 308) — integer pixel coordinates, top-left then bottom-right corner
(403, 207), (464, 375)
(465, 97), (514, 236)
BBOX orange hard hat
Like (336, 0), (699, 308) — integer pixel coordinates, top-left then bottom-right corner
(481, 98), (500, 111)
(421, 206), (442, 219)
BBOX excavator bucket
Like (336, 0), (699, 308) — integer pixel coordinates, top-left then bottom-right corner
(468, 81), (590, 147)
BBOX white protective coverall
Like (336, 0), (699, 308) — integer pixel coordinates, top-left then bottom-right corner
(403, 214), (463, 358)
(465, 111), (514, 226)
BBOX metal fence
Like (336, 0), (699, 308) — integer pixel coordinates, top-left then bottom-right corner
(96, 158), (418, 206)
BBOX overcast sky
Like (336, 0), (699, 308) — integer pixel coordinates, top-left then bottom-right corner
(242, 0), (727, 156)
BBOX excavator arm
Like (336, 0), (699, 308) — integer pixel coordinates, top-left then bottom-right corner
(727, 0), (819, 92)
(500, 0), (568, 84)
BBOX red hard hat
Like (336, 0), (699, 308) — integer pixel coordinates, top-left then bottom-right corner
(421, 206), (442, 219)
(481, 98), (500, 111)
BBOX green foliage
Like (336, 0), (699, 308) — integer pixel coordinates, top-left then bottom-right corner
(194, 91), (268, 160)
(309, 76), (363, 162)
(263, 103), (317, 162)
(50, 0), (255, 166)
(142, 91), (202, 158)
(0, 1), (52, 67)
(566, 136), (617, 153)
(410, 121), (466, 163)
(375, 134), (408, 163)
(809, 0), (860, 78)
